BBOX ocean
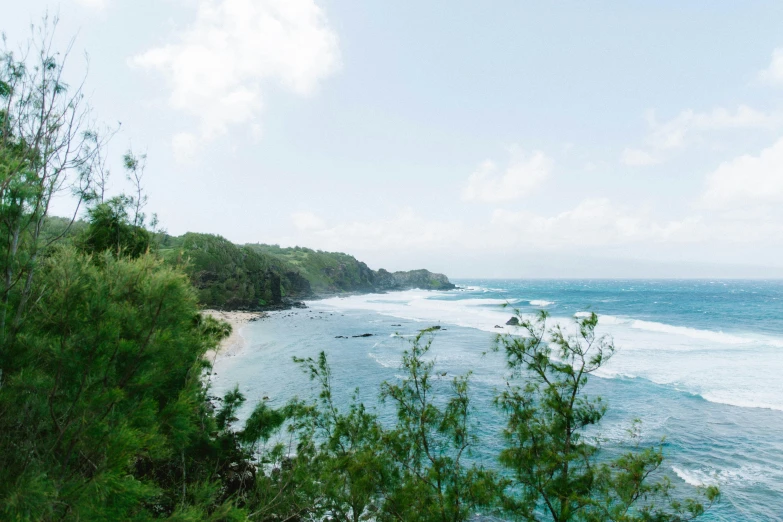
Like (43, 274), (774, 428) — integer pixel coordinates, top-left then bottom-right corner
(211, 279), (783, 521)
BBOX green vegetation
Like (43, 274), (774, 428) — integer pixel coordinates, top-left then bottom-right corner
(158, 240), (454, 309)
(41, 223), (456, 310)
(494, 311), (720, 521)
(247, 243), (377, 294)
(159, 233), (312, 310)
(0, 19), (718, 522)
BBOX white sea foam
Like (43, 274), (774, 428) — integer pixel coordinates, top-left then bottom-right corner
(672, 464), (766, 487)
(312, 290), (526, 335)
(699, 392), (783, 412)
(367, 352), (398, 369)
(602, 316), (763, 345)
(672, 466), (714, 487)
(529, 300), (554, 307)
(310, 291), (783, 411)
(460, 285), (507, 293)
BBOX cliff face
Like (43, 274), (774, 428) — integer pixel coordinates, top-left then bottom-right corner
(159, 233), (314, 310)
(159, 235), (455, 310)
(373, 268), (456, 291)
(245, 244), (456, 295)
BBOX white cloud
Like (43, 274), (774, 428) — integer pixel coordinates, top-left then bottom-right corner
(314, 208), (464, 250)
(73, 0), (108, 9)
(172, 132), (199, 165)
(702, 136), (783, 209)
(759, 48), (783, 86)
(291, 211), (327, 231)
(622, 105), (778, 166)
(462, 147), (552, 203)
(280, 194), (783, 261)
(649, 106), (775, 150)
(491, 199), (703, 247)
(288, 201), (701, 253)
(283, 208), (467, 252)
(250, 123), (264, 141)
(131, 0), (340, 139)
(620, 148), (660, 166)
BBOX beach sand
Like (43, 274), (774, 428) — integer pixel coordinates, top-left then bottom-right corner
(202, 309), (267, 362)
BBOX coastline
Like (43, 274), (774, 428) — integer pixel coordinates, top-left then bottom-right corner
(203, 309), (267, 361)
(200, 286), (460, 361)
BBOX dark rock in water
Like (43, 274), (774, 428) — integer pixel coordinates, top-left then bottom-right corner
(419, 325), (443, 332)
(335, 335), (347, 339)
(494, 325), (503, 329)
(352, 333), (374, 338)
(506, 316), (520, 326)
(292, 301), (307, 309)
(391, 324), (402, 327)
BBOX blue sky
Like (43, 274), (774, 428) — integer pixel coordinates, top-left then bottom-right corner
(5, 1), (783, 277)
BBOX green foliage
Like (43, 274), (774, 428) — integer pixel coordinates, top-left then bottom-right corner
(380, 329), (500, 521)
(283, 342), (501, 522)
(0, 15), (101, 344)
(0, 247), (232, 520)
(79, 196), (152, 258)
(159, 233), (311, 309)
(38, 215), (88, 247)
(290, 352), (394, 521)
(495, 311), (719, 521)
(248, 244), (377, 293)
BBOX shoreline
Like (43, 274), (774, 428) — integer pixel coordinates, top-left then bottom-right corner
(200, 287), (461, 361)
(203, 309), (267, 361)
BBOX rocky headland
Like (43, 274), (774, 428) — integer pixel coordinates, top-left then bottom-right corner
(158, 232), (456, 312)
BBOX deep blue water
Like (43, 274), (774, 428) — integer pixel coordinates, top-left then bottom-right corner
(212, 280), (783, 521)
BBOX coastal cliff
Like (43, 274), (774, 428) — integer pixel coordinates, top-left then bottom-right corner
(39, 220), (456, 311)
(158, 233), (455, 310)
(374, 268), (455, 291)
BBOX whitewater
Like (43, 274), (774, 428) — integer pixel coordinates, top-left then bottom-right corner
(212, 279), (783, 521)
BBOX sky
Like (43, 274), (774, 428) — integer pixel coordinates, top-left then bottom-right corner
(5, 1), (783, 277)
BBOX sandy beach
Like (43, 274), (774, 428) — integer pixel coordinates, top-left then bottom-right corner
(202, 309), (267, 362)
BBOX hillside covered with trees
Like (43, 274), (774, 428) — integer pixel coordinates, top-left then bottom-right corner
(160, 234), (455, 309)
(42, 222), (457, 310)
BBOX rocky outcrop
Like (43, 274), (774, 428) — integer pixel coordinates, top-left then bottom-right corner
(373, 268), (397, 289)
(243, 243), (455, 295)
(284, 271), (312, 297)
(372, 268), (456, 291)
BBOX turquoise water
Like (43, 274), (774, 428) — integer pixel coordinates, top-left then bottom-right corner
(211, 280), (783, 521)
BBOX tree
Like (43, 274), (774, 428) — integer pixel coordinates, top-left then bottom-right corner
(122, 148), (153, 229)
(289, 351), (394, 522)
(0, 14), (103, 346)
(380, 328), (499, 522)
(495, 310), (719, 522)
(0, 247), (226, 519)
(79, 195), (152, 258)
(0, 17), (292, 521)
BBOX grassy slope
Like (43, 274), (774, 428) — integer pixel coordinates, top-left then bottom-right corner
(245, 244), (376, 294)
